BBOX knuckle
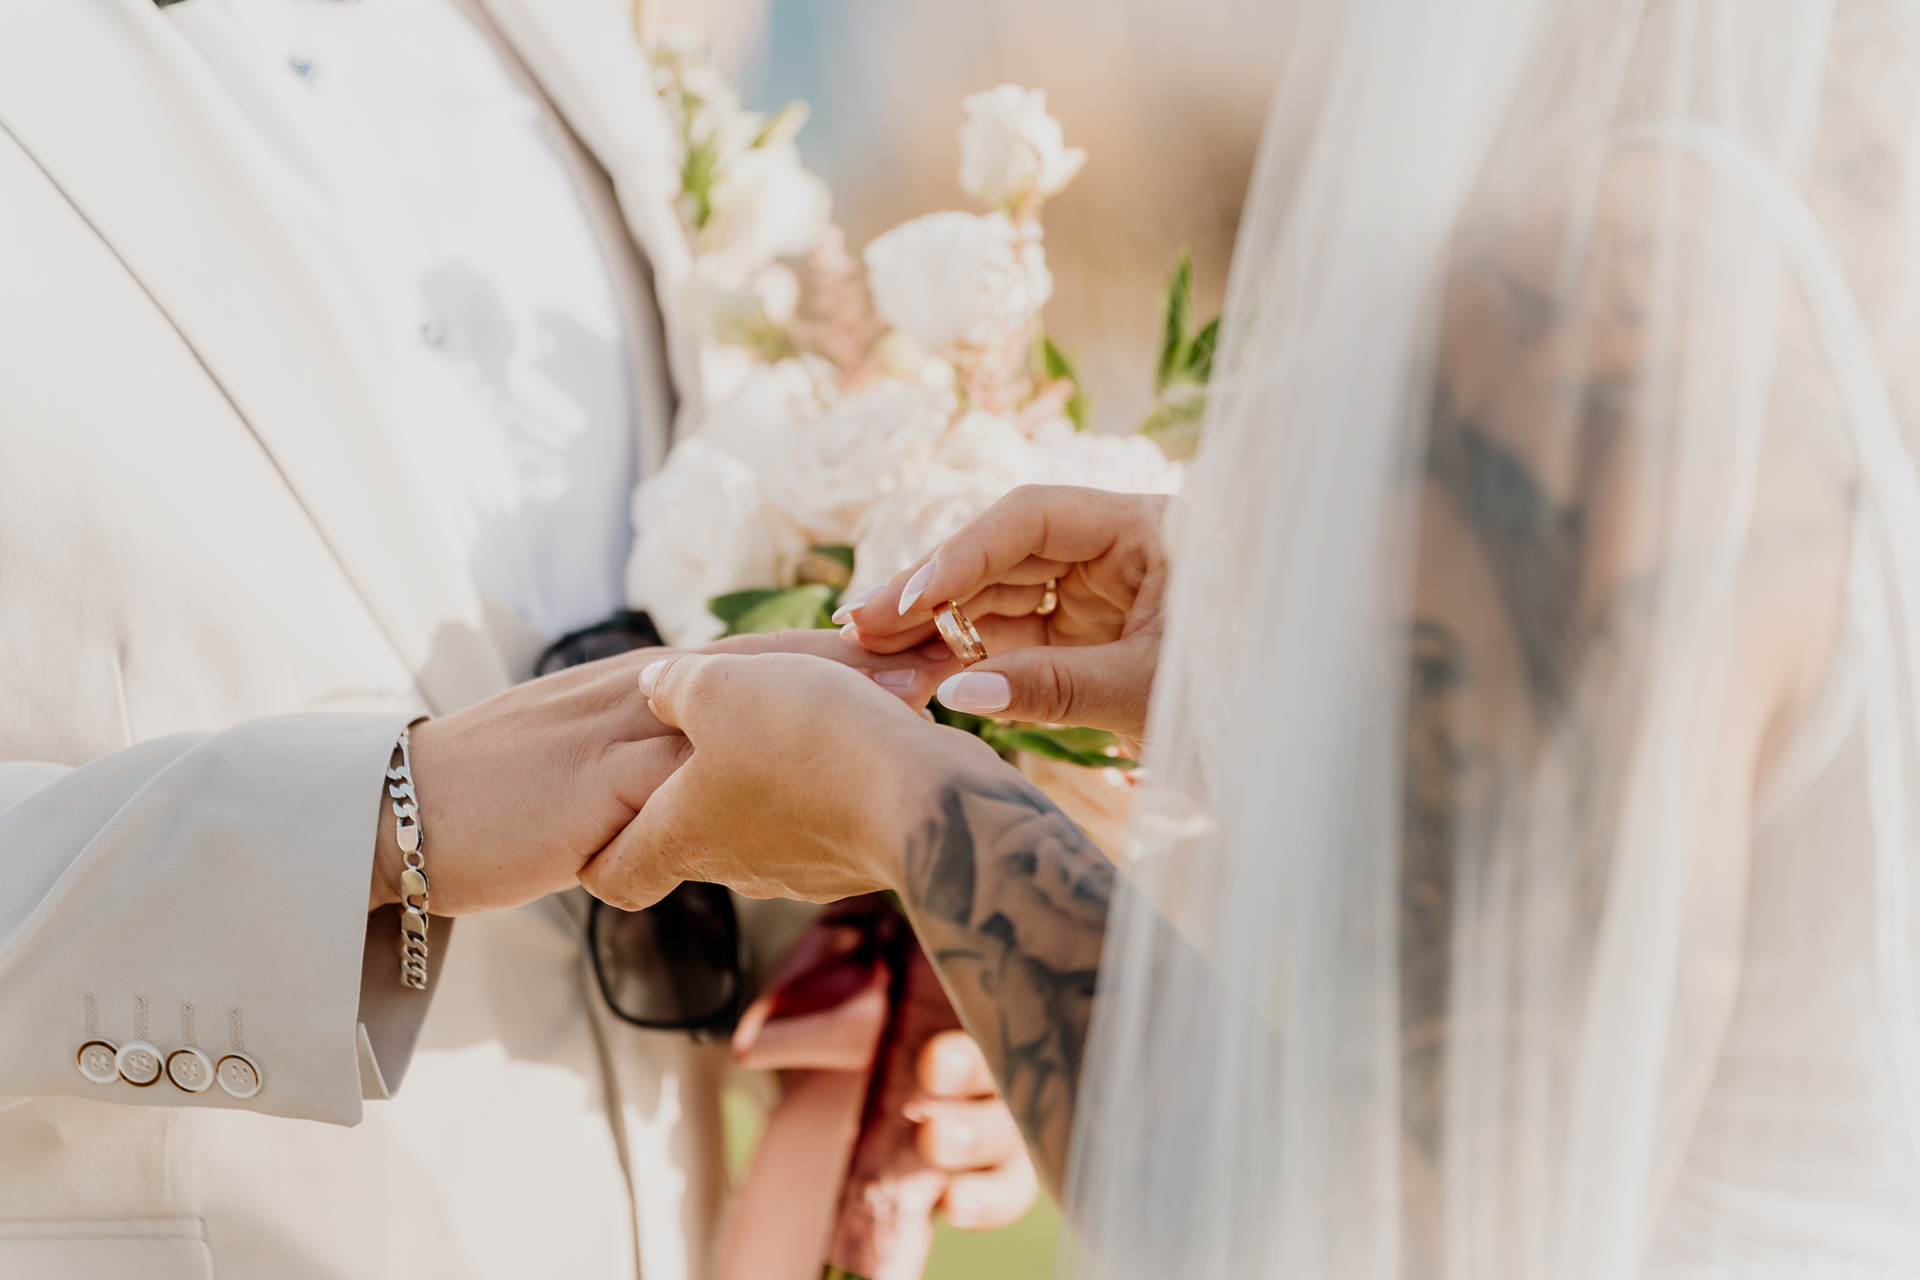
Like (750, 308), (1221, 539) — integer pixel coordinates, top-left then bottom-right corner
(1031, 658), (1077, 725)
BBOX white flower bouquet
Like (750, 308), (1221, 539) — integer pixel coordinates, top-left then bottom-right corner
(628, 33), (1213, 778)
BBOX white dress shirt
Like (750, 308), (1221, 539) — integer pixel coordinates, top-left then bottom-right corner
(178, 0), (642, 640)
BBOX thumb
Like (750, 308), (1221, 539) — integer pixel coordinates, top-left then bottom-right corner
(935, 638), (1153, 738)
(579, 769), (696, 911)
(636, 652), (724, 735)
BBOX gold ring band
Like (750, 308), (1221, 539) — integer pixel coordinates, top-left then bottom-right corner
(1035, 577), (1059, 617)
(933, 601), (988, 666)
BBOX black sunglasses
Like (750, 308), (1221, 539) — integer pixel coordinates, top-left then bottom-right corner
(537, 611), (745, 1039)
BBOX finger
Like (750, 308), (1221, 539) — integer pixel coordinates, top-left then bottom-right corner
(954, 582), (1050, 622)
(851, 486), (1132, 633)
(941, 1155), (1041, 1231)
(915, 1096), (1026, 1173)
(846, 619), (941, 656)
(578, 771), (697, 911)
(601, 733), (694, 815)
(935, 634), (1155, 736)
(917, 1029), (998, 1098)
(635, 652), (736, 735)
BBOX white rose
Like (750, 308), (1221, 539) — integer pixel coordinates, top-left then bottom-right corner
(626, 436), (807, 646)
(1027, 417), (1186, 494)
(863, 211), (1053, 353)
(762, 381), (950, 546)
(957, 85), (1087, 209)
(701, 141), (831, 283)
(848, 412), (1037, 593)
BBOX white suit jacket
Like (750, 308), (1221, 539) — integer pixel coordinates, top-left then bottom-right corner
(0, 0), (737, 1276)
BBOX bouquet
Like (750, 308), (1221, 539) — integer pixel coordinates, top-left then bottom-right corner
(628, 33), (1208, 719)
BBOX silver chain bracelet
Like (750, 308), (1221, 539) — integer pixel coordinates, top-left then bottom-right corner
(387, 724), (431, 989)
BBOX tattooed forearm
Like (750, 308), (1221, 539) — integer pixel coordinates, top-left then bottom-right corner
(900, 772), (1113, 1190)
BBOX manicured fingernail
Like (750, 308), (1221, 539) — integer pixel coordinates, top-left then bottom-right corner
(938, 672), (1010, 714)
(872, 669), (916, 688)
(898, 562), (936, 615)
(840, 621), (858, 637)
(831, 585), (882, 625)
(638, 659), (667, 698)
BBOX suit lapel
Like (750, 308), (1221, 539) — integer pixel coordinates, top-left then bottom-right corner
(0, 0), (510, 714)
(472, 0), (706, 439)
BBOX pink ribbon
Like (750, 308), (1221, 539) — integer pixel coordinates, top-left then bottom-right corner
(715, 896), (963, 1280)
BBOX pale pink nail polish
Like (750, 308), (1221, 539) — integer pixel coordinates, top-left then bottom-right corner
(898, 561), (936, 615)
(840, 621), (858, 638)
(938, 671), (1009, 714)
(872, 669), (916, 688)
(638, 659), (668, 698)
(831, 585), (882, 625)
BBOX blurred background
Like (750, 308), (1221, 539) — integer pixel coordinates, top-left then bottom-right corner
(642, 0), (1285, 435)
(641, 2), (1283, 1271)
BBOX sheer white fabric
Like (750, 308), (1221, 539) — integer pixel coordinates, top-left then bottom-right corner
(1066, 0), (1920, 1276)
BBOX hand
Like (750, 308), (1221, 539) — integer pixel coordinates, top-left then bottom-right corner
(372, 630), (948, 916)
(910, 1031), (1040, 1230)
(586, 646), (1111, 1195)
(578, 650), (996, 910)
(836, 485), (1170, 744)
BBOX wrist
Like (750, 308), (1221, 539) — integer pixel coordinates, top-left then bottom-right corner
(367, 717), (432, 913)
(369, 778), (403, 912)
(860, 725), (1000, 895)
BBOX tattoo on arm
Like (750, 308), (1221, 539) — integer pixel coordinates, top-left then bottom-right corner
(900, 773), (1112, 1189)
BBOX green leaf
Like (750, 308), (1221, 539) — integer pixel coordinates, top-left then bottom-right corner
(983, 723), (1139, 770)
(1040, 334), (1090, 431)
(681, 136), (718, 229)
(1155, 250), (1196, 393)
(930, 697), (1137, 769)
(1187, 317), (1220, 385)
(754, 100), (810, 148)
(709, 584), (839, 635)
(928, 697), (989, 735)
(1139, 393), (1206, 462)
(809, 544), (856, 576)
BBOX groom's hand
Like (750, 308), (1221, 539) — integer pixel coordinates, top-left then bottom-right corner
(368, 630), (954, 917)
(368, 649), (687, 916)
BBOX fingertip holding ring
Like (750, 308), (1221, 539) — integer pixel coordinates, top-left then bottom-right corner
(933, 601), (987, 667)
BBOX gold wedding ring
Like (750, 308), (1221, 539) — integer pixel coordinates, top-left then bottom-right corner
(1035, 577), (1059, 617)
(933, 601), (988, 667)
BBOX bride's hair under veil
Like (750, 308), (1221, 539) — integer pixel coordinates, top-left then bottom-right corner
(1065, 0), (1920, 1276)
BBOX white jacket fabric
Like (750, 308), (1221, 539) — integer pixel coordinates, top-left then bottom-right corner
(0, 0), (731, 1275)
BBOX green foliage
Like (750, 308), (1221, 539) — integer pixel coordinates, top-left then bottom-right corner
(709, 584), (840, 635)
(808, 544), (856, 577)
(1155, 250), (1198, 393)
(930, 699), (1138, 770)
(1141, 249), (1221, 460)
(1038, 332), (1090, 431)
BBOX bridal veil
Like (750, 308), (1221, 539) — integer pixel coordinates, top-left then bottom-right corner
(1067, 0), (1920, 1275)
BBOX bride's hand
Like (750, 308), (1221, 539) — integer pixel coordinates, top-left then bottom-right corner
(835, 485), (1169, 744)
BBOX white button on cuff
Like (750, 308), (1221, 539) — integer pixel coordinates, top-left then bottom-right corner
(116, 1041), (164, 1087)
(76, 1040), (119, 1085)
(166, 1047), (214, 1094)
(216, 1052), (262, 1099)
